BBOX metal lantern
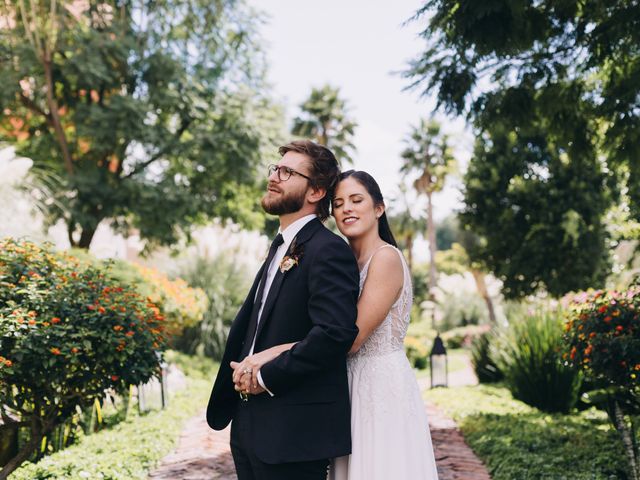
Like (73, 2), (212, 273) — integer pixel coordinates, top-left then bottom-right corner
(429, 334), (448, 388)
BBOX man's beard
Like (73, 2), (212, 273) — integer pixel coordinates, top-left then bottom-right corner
(261, 187), (306, 215)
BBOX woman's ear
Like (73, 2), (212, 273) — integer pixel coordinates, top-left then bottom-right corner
(375, 204), (385, 219)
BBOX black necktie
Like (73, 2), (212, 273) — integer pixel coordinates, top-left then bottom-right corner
(240, 233), (284, 358)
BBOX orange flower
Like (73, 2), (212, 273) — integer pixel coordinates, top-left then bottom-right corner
(612, 310), (621, 317)
(113, 325), (124, 331)
(50, 347), (61, 355)
(589, 332), (597, 338)
(125, 331), (135, 337)
(71, 347), (79, 354)
(87, 305), (95, 311)
(28, 319), (36, 325)
(570, 347), (577, 360)
(98, 306), (106, 314)
(111, 375), (119, 381)
(616, 325), (624, 332)
(598, 305), (607, 313)
(28, 310), (37, 317)
(43, 322), (50, 327)
(51, 317), (61, 324)
(604, 316), (612, 323)
(4, 360), (12, 367)
(584, 345), (593, 356)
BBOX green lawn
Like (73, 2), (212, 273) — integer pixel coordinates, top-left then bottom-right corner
(425, 384), (629, 479)
(10, 352), (217, 480)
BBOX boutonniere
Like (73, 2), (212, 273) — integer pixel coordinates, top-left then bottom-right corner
(279, 238), (303, 273)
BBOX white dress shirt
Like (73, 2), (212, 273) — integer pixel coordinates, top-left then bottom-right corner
(253, 214), (317, 394)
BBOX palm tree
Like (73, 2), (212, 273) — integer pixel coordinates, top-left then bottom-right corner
(400, 119), (456, 304)
(291, 85), (357, 165)
(388, 184), (424, 273)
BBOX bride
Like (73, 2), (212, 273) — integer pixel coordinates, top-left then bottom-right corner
(236, 170), (439, 479)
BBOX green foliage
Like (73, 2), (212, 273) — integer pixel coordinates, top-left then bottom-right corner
(173, 250), (253, 360)
(69, 249), (208, 338)
(291, 84), (357, 165)
(0, 1), (282, 249)
(404, 335), (430, 369)
(470, 333), (503, 383)
(425, 384), (629, 479)
(405, 0), (640, 297)
(0, 239), (167, 475)
(400, 119), (456, 196)
(493, 306), (582, 413)
(565, 288), (640, 390)
(9, 354), (217, 480)
(460, 114), (612, 299)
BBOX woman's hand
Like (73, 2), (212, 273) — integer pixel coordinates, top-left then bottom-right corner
(231, 343), (296, 389)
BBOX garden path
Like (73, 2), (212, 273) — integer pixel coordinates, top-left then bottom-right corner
(148, 358), (491, 480)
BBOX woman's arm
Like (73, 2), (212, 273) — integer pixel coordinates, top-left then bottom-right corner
(231, 343), (296, 389)
(349, 248), (404, 354)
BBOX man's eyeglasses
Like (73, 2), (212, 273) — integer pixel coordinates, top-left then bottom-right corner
(268, 164), (312, 182)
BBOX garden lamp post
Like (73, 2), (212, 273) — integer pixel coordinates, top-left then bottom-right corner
(430, 334), (448, 388)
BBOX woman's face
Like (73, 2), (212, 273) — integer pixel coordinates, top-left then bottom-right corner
(332, 176), (383, 240)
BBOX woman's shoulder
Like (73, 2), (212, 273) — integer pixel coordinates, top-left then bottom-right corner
(367, 245), (404, 277)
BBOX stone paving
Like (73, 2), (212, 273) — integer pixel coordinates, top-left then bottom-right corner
(148, 358), (491, 480)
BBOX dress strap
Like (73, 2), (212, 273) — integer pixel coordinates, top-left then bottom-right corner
(361, 244), (397, 273)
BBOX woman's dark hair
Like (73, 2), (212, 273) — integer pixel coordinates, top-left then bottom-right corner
(335, 170), (398, 247)
(278, 140), (340, 222)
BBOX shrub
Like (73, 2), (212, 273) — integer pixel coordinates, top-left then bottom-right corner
(174, 251), (252, 359)
(404, 335), (429, 369)
(441, 324), (490, 349)
(470, 332), (503, 383)
(70, 250), (208, 339)
(9, 352), (217, 480)
(564, 288), (640, 480)
(493, 307), (582, 413)
(0, 239), (167, 477)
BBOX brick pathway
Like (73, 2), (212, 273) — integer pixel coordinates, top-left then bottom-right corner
(148, 358), (491, 480)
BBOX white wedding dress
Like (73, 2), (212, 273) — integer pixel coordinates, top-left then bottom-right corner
(330, 245), (439, 480)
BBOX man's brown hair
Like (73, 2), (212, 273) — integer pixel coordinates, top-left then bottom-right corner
(278, 140), (340, 222)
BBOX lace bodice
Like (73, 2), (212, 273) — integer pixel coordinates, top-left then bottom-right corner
(352, 245), (412, 358)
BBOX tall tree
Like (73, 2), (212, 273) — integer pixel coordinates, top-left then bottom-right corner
(400, 119), (456, 304)
(388, 185), (424, 272)
(291, 84), (357, 165)
(0, 0), (281, 250)
(405, 0), (638, 297)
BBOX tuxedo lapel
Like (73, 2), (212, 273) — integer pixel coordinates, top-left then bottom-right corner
(253, 218), (323, 344)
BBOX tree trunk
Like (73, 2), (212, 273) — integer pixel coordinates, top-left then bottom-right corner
(78, 224), (98, 249)
(67, 219), (100, 249)
(0, 426), (42, 480)
(42, 53), (73, 175)
(609, 397), (640, 480)
(426, 192), (437, 284)
(426, 191), (437, 329)
(406, 232), (414, 273)
(471, 268), (497, 324)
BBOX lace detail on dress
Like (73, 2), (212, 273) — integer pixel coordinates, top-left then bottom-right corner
(351, 245), (412, 358)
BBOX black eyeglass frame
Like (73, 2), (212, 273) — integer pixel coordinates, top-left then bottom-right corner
(267, 164), (312, 182)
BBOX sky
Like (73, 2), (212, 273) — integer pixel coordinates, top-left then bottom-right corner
(252, 0), (472, 221)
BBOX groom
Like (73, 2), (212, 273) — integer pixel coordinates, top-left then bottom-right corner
(206, 140), (359, 479)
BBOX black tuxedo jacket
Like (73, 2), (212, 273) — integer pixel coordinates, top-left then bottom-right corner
(206, 218), (359, 464)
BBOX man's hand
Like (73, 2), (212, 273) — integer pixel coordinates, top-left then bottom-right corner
(230, 361), (266, 395)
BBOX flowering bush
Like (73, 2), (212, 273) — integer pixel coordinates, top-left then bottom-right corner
(564, 288), (640, 389)
(131, 263), (207, 337)
(564, 288), (640, 480)
(0, 239), (167, 477)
